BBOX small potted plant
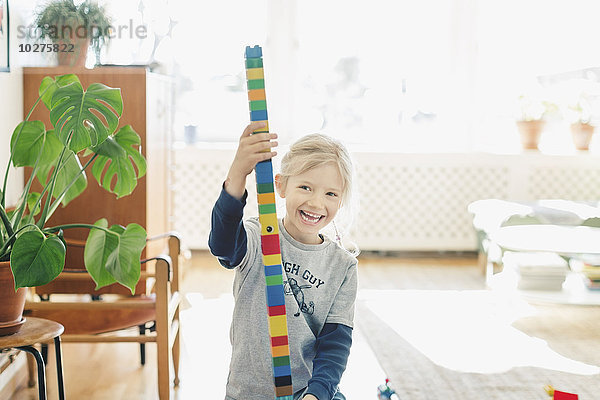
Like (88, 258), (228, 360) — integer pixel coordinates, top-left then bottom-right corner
(0, 74), (147, 335)
(566, 93), (595, 151)
(515, 94), (555, 150)
(35, 0), (112, 66)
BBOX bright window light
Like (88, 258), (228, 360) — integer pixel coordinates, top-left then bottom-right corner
(97, 0), (600, 153)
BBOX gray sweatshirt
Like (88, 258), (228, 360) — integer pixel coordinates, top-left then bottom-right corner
(224, 217), (358, 400)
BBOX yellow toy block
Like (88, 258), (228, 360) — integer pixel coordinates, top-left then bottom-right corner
(259, 213), (279, 235)
(269, 315), (288, 337)
(258, 192), (276, 205)
(246, 68), (265, 80)
(271, 344), (290, 358)
(252, 120), (269, 132)
(263, 254), (282, 266)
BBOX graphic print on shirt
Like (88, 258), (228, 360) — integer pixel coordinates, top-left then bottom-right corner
(282, 261), (326, 317)
(284, 278), (314, 317)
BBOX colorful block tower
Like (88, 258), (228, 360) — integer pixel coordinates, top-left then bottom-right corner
(245, 45), (294, 400)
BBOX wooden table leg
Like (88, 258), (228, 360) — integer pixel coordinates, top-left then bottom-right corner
(26, 352), (36, 387)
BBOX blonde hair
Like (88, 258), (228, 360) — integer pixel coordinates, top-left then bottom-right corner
(278, 133), (360, 255)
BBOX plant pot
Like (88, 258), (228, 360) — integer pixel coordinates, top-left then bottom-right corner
(0, 261), (27, 336)
(570, 122), (595, 151)
(56, 37), (91, 67)
(516, 120), (545, 150)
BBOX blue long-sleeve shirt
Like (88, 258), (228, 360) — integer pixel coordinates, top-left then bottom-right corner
(209, 184), (354, 400)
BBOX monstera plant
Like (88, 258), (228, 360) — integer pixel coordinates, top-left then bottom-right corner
(0, 74), (147, 293)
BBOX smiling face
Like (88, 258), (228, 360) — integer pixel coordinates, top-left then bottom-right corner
(275, 162), (344, 245)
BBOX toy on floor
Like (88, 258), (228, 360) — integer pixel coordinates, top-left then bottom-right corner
(544, 385), (579, 400)
(245, 45), (293, 400)
(377, 378), (400, 399)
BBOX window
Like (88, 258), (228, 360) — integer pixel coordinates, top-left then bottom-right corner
(167, 0), (267, 144)
(475, 0), (600, 154)
(103, 0), (268, 144)
(292, 0), (473, 151)
(99, 0), (600, 153)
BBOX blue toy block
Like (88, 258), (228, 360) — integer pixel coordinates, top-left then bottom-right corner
(255, 160), (274, 184)
(250, 109), (268, 121)
(266, 285), (285, 306)
(245, 45), (262, 58)
(264, 264), (282, 276)
(273, 364), (292, 377)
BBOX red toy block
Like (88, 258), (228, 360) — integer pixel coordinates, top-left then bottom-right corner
(268, 305), (286, 316)
(554, 391), (579, 400)
(271, 335), (288, 347)
(261, 234), (281, 255)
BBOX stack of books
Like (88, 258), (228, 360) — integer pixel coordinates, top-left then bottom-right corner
(503, 252), (569, 291)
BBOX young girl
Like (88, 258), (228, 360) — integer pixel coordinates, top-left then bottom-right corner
(209, 122), (358, 400)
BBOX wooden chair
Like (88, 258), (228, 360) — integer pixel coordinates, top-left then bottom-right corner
(24, 233), (182, 400)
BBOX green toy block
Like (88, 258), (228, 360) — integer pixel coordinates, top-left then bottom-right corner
(247, 79), (265, 90)
(250, 100), (268, 111)
(246, 58), (263, 68)
(266, 274), (283, 286)
(259, 203), (277, 215)
(257, 182), (275, 194)
(272, 355), (291, 367)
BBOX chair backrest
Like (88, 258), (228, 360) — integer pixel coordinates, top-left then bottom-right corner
(32, 237), (167, 297)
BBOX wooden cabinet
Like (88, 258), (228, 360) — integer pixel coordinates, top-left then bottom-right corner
(22, 67), (174, 258)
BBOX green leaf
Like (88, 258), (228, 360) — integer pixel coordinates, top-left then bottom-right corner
(39, 130), (64, 167)
(39, 74), (81, 110)
(35, 130), (64, 185)
(91, 125), (146, 198)
(50, 81), (123, 153)
(52, 151), (88, 206)
(26, 192), (42, 217)
(105, 223), (146, 294)
(37, 150), (88, 207)
(9, 121), (60, 167)
(84, 219), (124, 289)
(36, 162), (53, 187)
(11, 230), (65, 288)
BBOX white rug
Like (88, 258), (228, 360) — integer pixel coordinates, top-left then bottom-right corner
(357, 288), (600, 399)
(360, 289), (599, 375)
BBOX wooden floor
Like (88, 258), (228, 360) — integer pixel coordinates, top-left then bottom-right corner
(11, 251), (482, 400)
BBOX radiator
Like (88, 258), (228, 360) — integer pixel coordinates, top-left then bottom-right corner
(172, 145), (600, 251)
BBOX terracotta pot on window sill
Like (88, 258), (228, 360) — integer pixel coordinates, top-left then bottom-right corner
(570, 122), (594, 151)
(56, 37), (91, 67)
(516, 120), (545, 150)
